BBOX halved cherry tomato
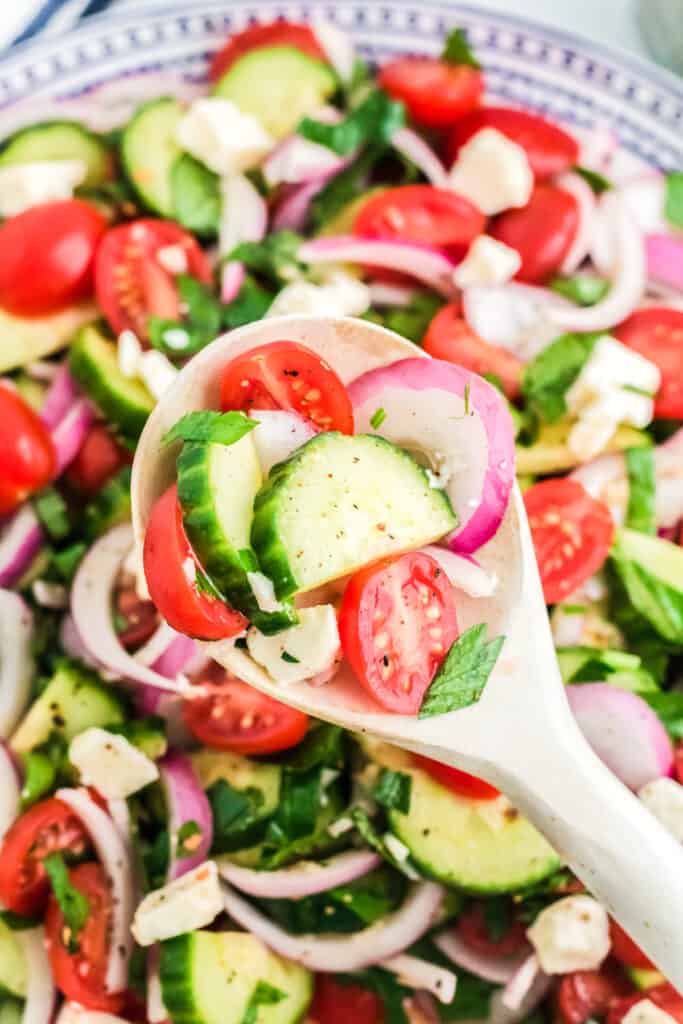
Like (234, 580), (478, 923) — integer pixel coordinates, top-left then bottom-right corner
(414, 756), (500, 800)
(95, 219), (212, 340)
(0, 383), (56, 515)
(490, 185), (579, 284)
(608, 984), (683, 1024)
(0, 199), (106, 317)
(422, 303), (523, 399)
(380, 57), (483, 128)
(66, 423), (131, 495)
(183, 676), (309, 755)
(310, 975), (384, 1024)
(608, 919), (655, 970)
(523, 479), (615, 605)
(143, 484), (246, 641)
(45, 861), (124, 1013)
(220, 341), (354, 433)
(614, 308), (683, 420)
(209, 20), (326, 82)
(338, 551), (459, 714)
(447, 106), (579, 179)
(0, 798), (89, 915)
(558, 964), (633, 1024)
(353, 186), (485, 257)
(456, 902), (528, 957)
(115, 586), (160, 651)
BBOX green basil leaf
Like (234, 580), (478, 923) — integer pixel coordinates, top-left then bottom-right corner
(310, 148), (383, 229)
(371, 768), (412, 813)
(419, 624), (504, 719)
(364, 291), (443, 344)
(33, 488), (70, 541)
(241, 982), (285, 1024)
(642, 691), (683, 739)
(43, 852), (90, 952)
(299, 90), (405, 156)
(625, 447), (656, 535)
(229, 230), (304, 286)
(521, 332), (601, 423)
(221, 275), (274, 329)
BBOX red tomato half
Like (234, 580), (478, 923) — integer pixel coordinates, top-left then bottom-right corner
(0, 383), (56, 515)
(422, 303), (523, 399)
(414, 756), (500, 800)
(456, 902), (528, 957)
(490, 185), (579, 284)
(338, 551), (459, 714)
(608, 919), (654, 970)
(447, 106), (579, 179)
(523, 479), (615, 605)
(558, 965), (634, 1024)
(380, 57), (483, 128)
(608, 985), (683, 1024)
(66, 423), (131, 495)
(143, 485), (246, 641)
(0, 798), (89, 915)
(95, 219), (212, 340)
(209, 20), (326, 81)
(0, 199), (106, 316)
(220, 341), (354, 433)
(183, 676), (309, 755)
(45, 862), (124, 1014)
(614, 308), (683, 420)
(353, 185), (485, 256)
(310, 975), (384, 1024)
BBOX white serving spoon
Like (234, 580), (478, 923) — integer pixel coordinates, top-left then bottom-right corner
(132, 315), (683, 986)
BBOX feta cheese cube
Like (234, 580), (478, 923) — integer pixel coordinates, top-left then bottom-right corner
(453, 235), (521, 289)
(139, 350), (179, 400)
(0, 160), (87, 218)
(448, 128), (533, 216)
(69, 728), (158, 799)
(117, 329), (143, 379)
(622, 1000), (680, 1024)
(527, 894), (610, 973)
(131, 860), (223, 946)
(247, 605), (341, 684)
(639, 778), (683, 843)
(266, 270), (370, 319)
(176, 98), (273, 176)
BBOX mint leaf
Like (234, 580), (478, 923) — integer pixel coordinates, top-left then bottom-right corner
(625, 447), (656, 535)
(371, 768), (412, 813)
(171, 153), (221, 238)
(521, 332), (601, 423)
(442, 27), (481, 69)
(241, 982), (285, 1024)
(351, 808), (420, 880)
(222, 274), (273, 330)
(299, 90), (405, 156)
(573, 165), (612, 194)
(162, 410), (255, 447)
(550, 274), (610, 307)
(43, 853), (90, 952)
(419, 624), (504, 718)
(665, 171), (683, 231)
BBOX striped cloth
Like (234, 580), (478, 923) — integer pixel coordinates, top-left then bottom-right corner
(1, 0), (119, 50)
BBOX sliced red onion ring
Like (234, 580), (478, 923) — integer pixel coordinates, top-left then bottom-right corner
(501, 954), (545, 1013)
(222, 880), (443, 972)
(19, 927), (56, 1024)
(368, 282), (419, 308)
(219, 173), (267, 256)
(391, 128), (449, 188)
(434, 930), (530, 985)
(463, 283), (572, 361)
(557, 172), (597, 274)
(221, 261), (246, 305)
(146, 945), (168, 1024)
(349, 358), (514, 554)
(218, 849), (381, 899)
(489, 967), (552, 1024)
(56, 787), (134, 993)
(0, 590), (34, 739)
(134, 621), (182, 668)
(263, 135), (347, 188)
(249, 410), (316, 475)
(645, 234), (683, 292)
(300, 237), (456, 297)
(152, 632), (197, 678)
(419, 546), (498, 598)
(0, 505), (44, 588)
(40, 364), (79, 430)
(0, 741), (20, 839)
(159, 752), (213, 881)
(380, 953), (457, 1004)
(51, 398), (96, 476)
(59, 613), (100, 670)
(272, 176), (332, 232)
(566, 683), (673, 790)
(71, 523), (192, 696)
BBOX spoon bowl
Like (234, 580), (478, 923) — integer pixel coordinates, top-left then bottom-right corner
(132, 315), (683, 986)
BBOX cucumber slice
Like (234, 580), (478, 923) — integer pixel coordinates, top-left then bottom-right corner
(83, 466), (132, 540)
(69, 325), (155, 440)
(0, 302), (97, 373)
(177, 440), (297, 634)
(0, 120), (110, 188)
(10, 662), (125, 754)
(362, 741), (560, 894)
(516, 420), (650, 476)
(0, 920), (26, 999)
(0, 1000), (22, 1024)
(213, 47), (337, 139)
(190, 749), (282, 814)
(160, 931), (312, 1024)
(120, 97), (183, 216)
(251, 432), (456, 599)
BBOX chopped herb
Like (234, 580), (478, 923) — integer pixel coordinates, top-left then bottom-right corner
(310, 146), (383, 229)
(299, 89), (405, 156)
(162, 410), (255, 448)
(149, 274), (223, 358)
(550, 274), (610, 307)
(483, 899), (512, 942)
(43, 852), (90, 952)
(281, 651), (300, 664)
(442, 26), (481, 69)
(419, 624), (504, 718)
(0, 910), (42, 930)
(625, 447), (656, 535)
(521, 332), (601, 423)
(222, 274), (274, 330)
(371, 768), (413, 814)
(20, 750), (56, 809)
(229, 230), (304, 286)
(370, 407), (387, 429)
(364, 291), (442, 344)
(207, 778), (267, 855)
(176, 820), (202, 858)
(51, 542), (87, 583)
(241, 982), (285, 1024)
(463, 383), (471, 416)
(665, 171), (683, 231)
(573, 165), (612, 194)
(171, 153), (221, 238)
(194, 567), (222, 599)
(33, 488), (70, 541)
(351, 808), (420, 880)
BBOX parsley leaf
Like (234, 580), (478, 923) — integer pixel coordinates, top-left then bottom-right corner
(625, 447), (656, 535)
(43, 852), (90, 952)
(33, 488), (70, 540)
(229, 230), (303, 286)
(419, 624), (504, 719)
(162, 410), (255, 447)
(207, 778), (268, 855)
(310, 147), (382, 229)
(665, 171), (683, 231)
(442, 27), (481, 69)
(371, 768), (412, 814)
(171, 153), (221, 238)
(281, 651), (300, 664)
(351, 808), (420, 880)
(573, 165), (612, 194)
(299, 90), (405, 156)
(550, 274), (610, 307)
(241, 982), (285, 1024)
(149, 274), (223, 358)
(222, 274), (273, 329)
(521, 332), (601, 423)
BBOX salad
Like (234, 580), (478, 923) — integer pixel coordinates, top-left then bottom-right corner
(1, 12), (683, 1024)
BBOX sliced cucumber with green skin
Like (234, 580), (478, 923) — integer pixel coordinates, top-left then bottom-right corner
(120, 97), (183, 215)
(83, 466), (132, 540)
(0, 303), (97, 374)
(0, 1000), (23, 1024)
(10, 662), (126, 754)
(213, 47), (337, 139)
(177, 440), (297, 634)
(191, 749), (282, 855)
(0, 120), (110, 188)
(69, 325), (155, 440)
(251, 432), (456, 599)
(0, 920), (26, 999)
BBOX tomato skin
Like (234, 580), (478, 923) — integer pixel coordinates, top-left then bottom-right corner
(380, 57), (483, 128)
(0, 798), (89, 915)
(209, 21), (326, 81)
(614, 308), (683, 420)
(66, 423), (131, 495)
(45, 861), (124, 1013)
(353, 185), (485, 255)
(143, 485), (247, 641)
(608, 985), (683, 1024)
(422, 303), (523, 399)
(0, 199), (106, 317)
(447, 106), (579, 179)
(0, 384), (56, 515)
(524, 479), (615, 605)
(220, 341), (354, 433)
(608, 919), (654, 970)
(310, 975), (384, 1024)
(490, 185), (579, 284)
(338, 552), (459, 715)
(675, 743), (683, 784)
(115, 586), (159, 650)
(558, 964), (634, 1024)
(455, 902), (528, 957)
(183, 677), (309, 755)
(414, 756), (500, 800)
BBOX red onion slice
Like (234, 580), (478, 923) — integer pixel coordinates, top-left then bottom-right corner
(51, 398), (96, 476)
(434, 930), (530, 985)
(221, 261), (246, 305)
(222, 880), (443, 972)
(56, 787), (134, 993)
(300, 237), (456, 297)
(0, 505), (44, 588)
(0, 590), (34, 739)
(134, 621), (182, 668)
(218, 849), (381, 899)
(19, 928), (56, 1024)
(463, 282), (572, 361)
(263, 135), (347, 187)
(501, 954), (545, 1012)
(420, 546), (498, 598)
(368, 282), (419, 307)
(391, 128), (449, 188)
(159, 752), (213, 880)
(272, 177), (332, 232)
(40, 364), (79, 430)
(380, 953), (457, 1003)
(0, 741), (20, 839)
(645, 234), (683, 292)
(557, 172), (597, 274)
(249, 410), (317, 476)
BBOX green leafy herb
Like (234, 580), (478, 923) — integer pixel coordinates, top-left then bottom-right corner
(419, 624), (504, 719)
(371, 768), (412, 813)
(143, 828), (170, 890)
(20, 750), (57, 809)
(521, 332), (600, 423)
(83, 466), (132, 540)
(573, 165), (612, 194)
(43, 853), (90, 952)
(463, 382), (471, 416)
(241, 982), (285, 1024)
(229, 230), (304, 286)
(222, 275), (274, 330)
(265, 768), (321, 847)
(33, 488), (70, 541)
(176, 820), (202, 858)
(310, 147), (382, 229)
(51, 542), (87, 583)
(665, 171), (683, 231)
(351, 808), (420, 880)
(370, 407), (386, 429)
(483, 899), (512, 942)
(605, 561), (672, 683)
(281, 651), (300, 664)
(273, 722), (345, 773)
(625, 447), (656, 535)
(171, 153), (221, 237)
(162, 410), (255, 448)
(0, 909), (42, 930)
(437, 969), (496, 1021)
(207, 778), (268, 855)
(642, 691), (683, 739)
(299, 89), (405, 156)
(149, 274), (223, 358)
(609, 530), (683, 645)
(442, 27), (481, 69)
(365, 291), (443, 344)
(550, 274), (610, 307)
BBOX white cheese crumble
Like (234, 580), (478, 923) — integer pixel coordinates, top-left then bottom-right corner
(527, 894), (610, 974)
(131, 860), (223, 946)
(69, 727), (158, 799)
(453, 235), (521, 289)
(117, 329), (143, 378)
(139, 350), (179, 401)
(638, 778), (683, 843)
(176, 98), (273, 176)
(156, 243), (189, 276)
(246, 605), (341, 684)
(448, 128), (533, 216)
(246, 571), (285, 614)
(0, 159), (87, 217)
(266, 269), (370, 319)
